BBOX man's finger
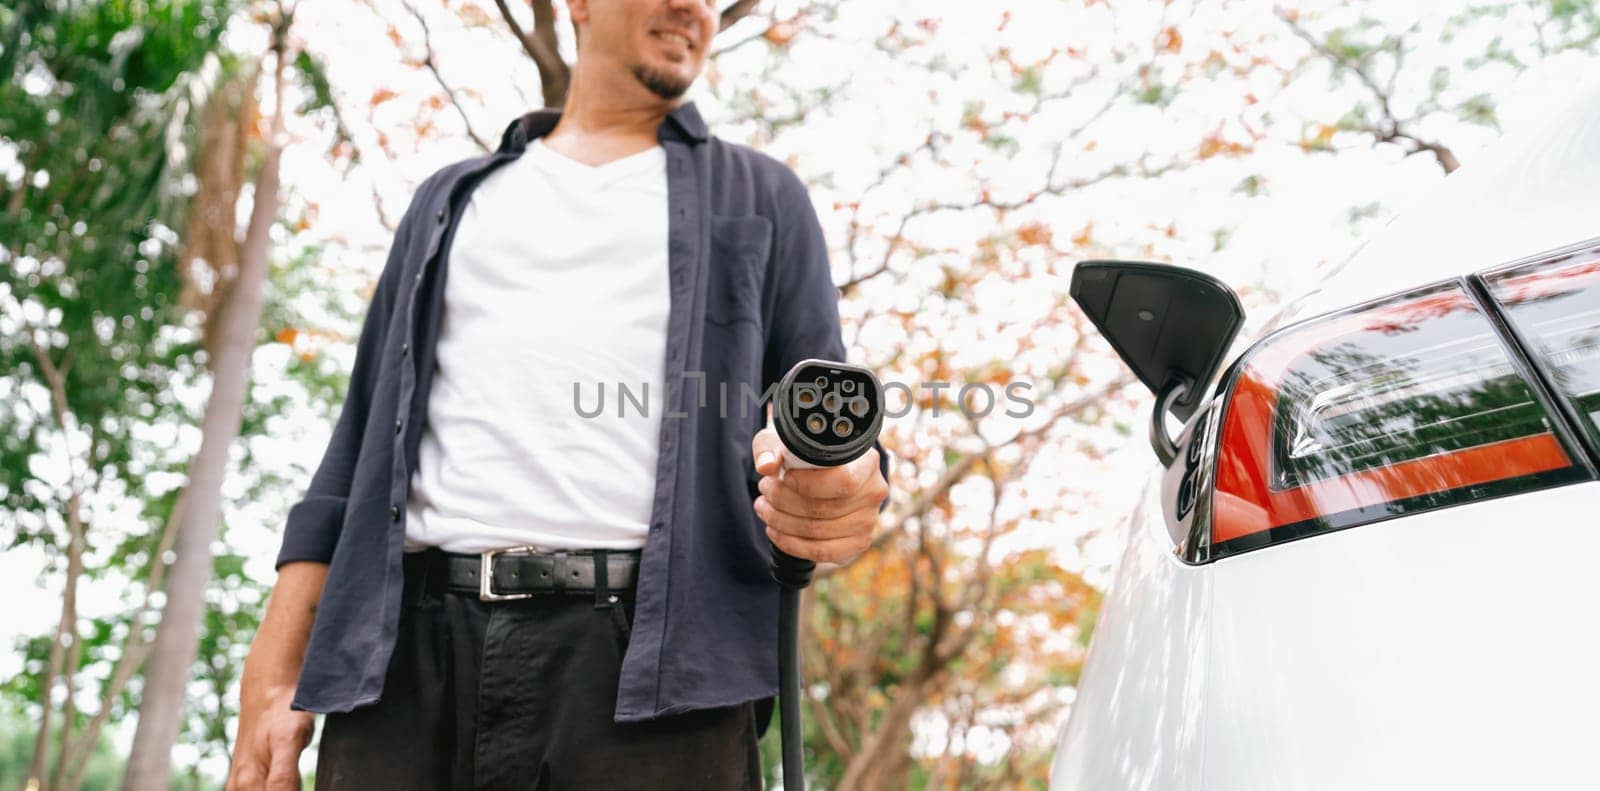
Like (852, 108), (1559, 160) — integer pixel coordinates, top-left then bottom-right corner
(228, 727), (274, 791)
(751, 426), (783, 476)
(228, 762), (265, 791)
(755, 496), (874, 541)
(264, 729), (307, 791)
(758, 475), (867, 520)
(764, 524), (873, 565)
(778, 448), (881, 500)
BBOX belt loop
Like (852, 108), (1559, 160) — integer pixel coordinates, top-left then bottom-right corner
(427, 548), (449, 598)
(404, 550), (428, 605)
(593, 550), (610, 609)
(552, 550), (568, 595)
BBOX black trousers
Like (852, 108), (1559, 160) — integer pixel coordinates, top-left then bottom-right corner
(314, 550), (763, 790)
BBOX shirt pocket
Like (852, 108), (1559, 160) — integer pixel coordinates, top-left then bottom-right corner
(706, 214), (772, 327)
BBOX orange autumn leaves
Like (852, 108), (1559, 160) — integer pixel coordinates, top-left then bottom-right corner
(1299, 123), (1341, 152)
(274, 326), (343, 363)
(809, 535), (1099, 717)
(1156, 26), (1184, 54)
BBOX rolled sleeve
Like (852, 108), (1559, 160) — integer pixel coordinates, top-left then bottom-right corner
(276, 494), (349, 566)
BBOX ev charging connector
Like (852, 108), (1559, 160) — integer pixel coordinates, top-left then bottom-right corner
(768, 359), (883, 791)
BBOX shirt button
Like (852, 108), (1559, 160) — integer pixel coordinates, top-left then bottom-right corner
(390, 504), (401, 521)
(400, 342), (409, 357)
(435, 208), (446, 223)
(394, 418), (403, 434)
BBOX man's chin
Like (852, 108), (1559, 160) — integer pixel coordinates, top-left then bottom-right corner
(631, 64), (694, 101)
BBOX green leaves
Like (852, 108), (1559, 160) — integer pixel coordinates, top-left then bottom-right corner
(1457, 92), (1499, 128)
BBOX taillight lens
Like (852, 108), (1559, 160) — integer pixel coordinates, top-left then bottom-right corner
(1484, 246), (1600, 450)
(1209, 281), (1586, 558)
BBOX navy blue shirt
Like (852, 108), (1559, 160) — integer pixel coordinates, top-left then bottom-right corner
(278, 101), (887, 727)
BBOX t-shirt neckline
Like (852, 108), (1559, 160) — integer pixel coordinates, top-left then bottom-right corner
(527, 138), (665, 185)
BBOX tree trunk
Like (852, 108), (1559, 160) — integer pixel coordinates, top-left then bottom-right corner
(57, 489), (189, 791)
(25, 490), (84, 791)
(21, 327), (90, 791)
(836, 679), (922, 791)
(121, 33), (288, 791)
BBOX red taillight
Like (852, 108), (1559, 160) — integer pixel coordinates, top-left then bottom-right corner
(1209, 281), (1583, 557)
(1484, 247), (1600, 452)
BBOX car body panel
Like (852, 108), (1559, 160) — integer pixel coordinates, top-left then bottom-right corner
(1200, 481), (1600, 791)
(1049, 473), (1211, 791)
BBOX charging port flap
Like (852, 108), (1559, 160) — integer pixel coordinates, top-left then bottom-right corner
(1070, 260), (1244, 462)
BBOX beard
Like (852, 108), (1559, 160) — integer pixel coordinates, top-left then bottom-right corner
(631, 63), (692, 100)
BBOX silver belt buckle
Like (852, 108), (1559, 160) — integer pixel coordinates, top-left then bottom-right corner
(479, 545), (540, 602)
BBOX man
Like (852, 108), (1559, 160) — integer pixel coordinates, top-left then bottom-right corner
(225, 0), (889, 788)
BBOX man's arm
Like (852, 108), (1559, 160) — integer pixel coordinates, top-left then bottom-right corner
(753, 168), (890, 565)
(227, 562), (326, 790)
(230, 174), (438, 788)
(229, 249), (403, 787)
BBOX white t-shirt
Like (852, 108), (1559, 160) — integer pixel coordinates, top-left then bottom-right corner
(403, 139), (669, 553)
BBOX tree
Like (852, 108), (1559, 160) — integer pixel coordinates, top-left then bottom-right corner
(122, 3), (297, 788)
(0, 1), (344, 788)
(1275, 1), (1600, 175)
(0, 2), (239, 788)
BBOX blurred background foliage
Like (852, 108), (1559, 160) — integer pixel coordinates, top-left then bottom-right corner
(2, 0), (1598, 788)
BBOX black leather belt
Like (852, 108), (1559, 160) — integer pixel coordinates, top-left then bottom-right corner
(408, 546), (641, 601)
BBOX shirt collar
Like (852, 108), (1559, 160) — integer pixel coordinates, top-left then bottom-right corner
(497, 101), (710, 153)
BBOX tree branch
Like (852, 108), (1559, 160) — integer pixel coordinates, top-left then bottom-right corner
(494, 0), (571, 107)
(934, 373), (1132, 667)
(720, 0), (760, 31)
(20, 319), (88, 791)
(840, 157), (1189, 295)
(403, 0), (492, 152)
(60, 486), (190, 791)
(1277, 9), (1460, 173)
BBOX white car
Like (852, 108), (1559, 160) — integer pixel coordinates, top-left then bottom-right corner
(1050, 81), (1600, 790)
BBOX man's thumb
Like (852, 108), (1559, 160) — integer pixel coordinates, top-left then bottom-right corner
(752, 425), (784, 475)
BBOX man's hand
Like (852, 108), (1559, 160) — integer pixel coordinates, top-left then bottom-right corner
(752, 426), (889, 565)
(226, 561), (327, 791)
(227, 685), (313, 791)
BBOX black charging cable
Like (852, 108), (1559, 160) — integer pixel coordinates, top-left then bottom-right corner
(768, 359), (884, 791)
